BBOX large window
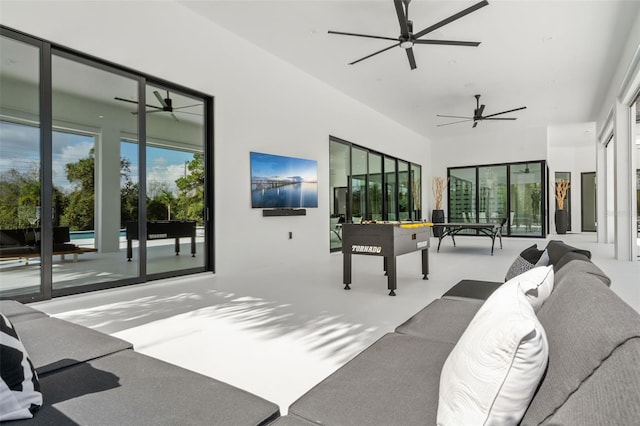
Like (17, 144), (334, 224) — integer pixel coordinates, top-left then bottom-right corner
(329, 137), (422, 251)
(448, 161), (547, 237)
(0, 28), (212, 301)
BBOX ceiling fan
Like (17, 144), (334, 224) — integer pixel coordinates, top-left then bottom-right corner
(437, 94), (527, 128)
(328, 0), (488, 70)
(513, 164), (531, 174)
(114, 90), (202, 121)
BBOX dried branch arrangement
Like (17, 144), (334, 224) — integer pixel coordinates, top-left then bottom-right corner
(555, 179), (570, 210)
(432, 177), (449, 210)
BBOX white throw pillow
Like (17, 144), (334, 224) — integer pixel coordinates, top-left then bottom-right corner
(535, 249), (550, 267)
(437, 281), (549, 426)
(507, 265), (554, 312)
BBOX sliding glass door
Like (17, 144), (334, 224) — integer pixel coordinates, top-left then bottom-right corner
(51, 52), (141, 291)
(448, 161), (547, 237)
(0, 33), (42, 297)
(145, 83), (205, 276)
(0, 28), (213, 301)
(509, 162), (543, 236)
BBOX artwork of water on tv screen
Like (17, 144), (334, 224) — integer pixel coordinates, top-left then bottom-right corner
(250, 151), (318, 208)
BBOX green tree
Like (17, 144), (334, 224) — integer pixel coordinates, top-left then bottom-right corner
(0, 167), (40, 228)
(147, 181), (175, 221)
(61, 150), (95, 230)
(175, 153), (204, 224)
(120, 180), (139, 227)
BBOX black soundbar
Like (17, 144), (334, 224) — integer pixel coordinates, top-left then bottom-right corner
(262, 209), (307, 217)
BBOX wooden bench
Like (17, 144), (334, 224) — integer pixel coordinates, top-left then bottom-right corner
(0, 247), (98, 265)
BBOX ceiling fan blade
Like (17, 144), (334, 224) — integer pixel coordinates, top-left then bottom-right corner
(174, 110), (204, 116)
(154, 90), (168, 108)
(483, 117), (517, 120)
(394, 0), (410, 38)
(482, 106), (527, 118)
(146, 110), (164, 114)
(405, 47), (417, 70)
(171, 113), (179, 122)
(473, 121), (478, 128)
(349, 43), (399, 65)
(115, 96), (139, 105)
(437, 114), (473, 119)
(328, 30), (398, 42)
(478, 104), (485, 116)
(437, 119), (474, 127)
(172, 103), (203, 111)
(115, 97), (162, 110)
(413, 0), (489, 39)
(413, 39), (480, 47)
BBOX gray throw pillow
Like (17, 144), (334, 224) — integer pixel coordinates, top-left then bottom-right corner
(505, 244), (544, 281)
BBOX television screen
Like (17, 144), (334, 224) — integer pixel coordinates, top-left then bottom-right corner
(250, 151), (318, 208)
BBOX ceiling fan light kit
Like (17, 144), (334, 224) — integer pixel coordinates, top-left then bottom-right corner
(328, 0), (489, 70)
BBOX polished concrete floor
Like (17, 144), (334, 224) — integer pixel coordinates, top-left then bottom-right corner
(30, 233), (639, 414)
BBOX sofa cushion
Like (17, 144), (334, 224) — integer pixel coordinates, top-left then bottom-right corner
(542, 338), (640, 425)
(269, 414), (320, 425)
(12, 349), (280, 426)
(521, 269), (640, 425)
(554, 254), (611, 287)
(553, 250), (588, 271)
(441, 279), (503, 300)
(13, 316), (132, 376)
(395, 297), (484, 344)
(545, 240), (591, 265)
(437, 279), (548, 425)
(505, 244), (544, 281)
(289, 333), (454, 426)
(0, 301), (48, 324)
(0, 314), (42, 421)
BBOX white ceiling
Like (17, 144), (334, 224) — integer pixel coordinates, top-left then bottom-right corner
(179, 0), (640, 141)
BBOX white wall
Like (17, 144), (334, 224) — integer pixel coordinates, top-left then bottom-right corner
(0, 1), (430, 273)
(547, 124), (597, 233)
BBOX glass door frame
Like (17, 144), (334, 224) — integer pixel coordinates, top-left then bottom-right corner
(447, 160), (548, 238)
(1, 26), (214, 303)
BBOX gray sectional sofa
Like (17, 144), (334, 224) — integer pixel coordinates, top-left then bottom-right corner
(2, 240), (639, 425)
(274, 240), (640, 425)
(0, 300), (280, 425)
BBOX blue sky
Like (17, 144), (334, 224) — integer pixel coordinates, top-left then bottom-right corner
(250, 151), (317, 181)
(1, 121), (197, 195)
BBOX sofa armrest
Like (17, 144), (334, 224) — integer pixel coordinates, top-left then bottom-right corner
(442, 279), (503, 300)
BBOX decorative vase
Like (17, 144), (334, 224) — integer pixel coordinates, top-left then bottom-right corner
(555, 209), (568, 235)
(431, 209), (445, 237)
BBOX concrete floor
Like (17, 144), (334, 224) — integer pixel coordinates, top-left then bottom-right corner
(30, 233), (640, 415)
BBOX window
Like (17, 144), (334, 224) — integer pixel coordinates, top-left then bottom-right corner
(329, 137), (422, 250)
(448, 161), (547, 238)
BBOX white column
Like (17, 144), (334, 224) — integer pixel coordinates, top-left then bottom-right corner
(613, 100), (635, 260)
(596, 141), (607, 243)
(95, 127), (122, 253)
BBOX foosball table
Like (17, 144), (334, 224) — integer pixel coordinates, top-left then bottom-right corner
(341, 221), (431, 296)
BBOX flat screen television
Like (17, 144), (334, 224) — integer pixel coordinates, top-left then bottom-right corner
(250, 151), (318, 208)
